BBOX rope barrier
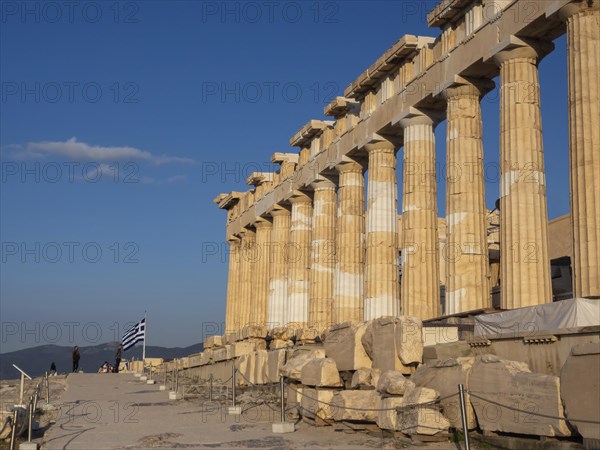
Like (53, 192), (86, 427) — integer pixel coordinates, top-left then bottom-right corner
(467, 391), (600, 425)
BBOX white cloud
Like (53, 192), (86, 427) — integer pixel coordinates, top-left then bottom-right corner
(4, 137), (194, 165)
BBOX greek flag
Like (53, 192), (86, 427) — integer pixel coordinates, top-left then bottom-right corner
(122, 318), (145, 351)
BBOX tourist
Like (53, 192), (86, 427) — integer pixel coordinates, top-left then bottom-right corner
(49, 362), (57, 375)
(72, 346), (80, 372)
(114, 344), (123, 373)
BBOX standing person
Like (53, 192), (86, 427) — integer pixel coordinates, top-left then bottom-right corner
(72, 346), (80, 372)
(114, 344), (123, 373)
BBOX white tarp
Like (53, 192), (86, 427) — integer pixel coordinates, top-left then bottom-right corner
(474, 298), (600, 337)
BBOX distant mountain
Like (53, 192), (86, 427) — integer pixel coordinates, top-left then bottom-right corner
(0, 342), (203, 379)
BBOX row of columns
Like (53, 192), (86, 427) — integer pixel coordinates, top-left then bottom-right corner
(223, 1), (599, 332)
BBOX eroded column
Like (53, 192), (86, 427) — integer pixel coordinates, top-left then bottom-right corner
(239, 228), (257, 330)
(560, 1), (600, 298)
(492, 38), (552, 308)
(443, 80), (492, 313)
(334, 160), (365, 323)
(399, 114), (440, 320)
(309, 180), (336, 331)
(267, 208), (290, 328)
(365, 139), (400, 319)
(225, 237), (241, 333)
(287, 193), (313, 327)
(253, 219), (272, 327)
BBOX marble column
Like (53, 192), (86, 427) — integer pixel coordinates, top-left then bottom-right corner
(334, 160), (365, 323)
(492, 37), (553, 308)
(238, 228), (257, 329)
(267, 208), (290, 328)
(560, 1), (600, 298)
(309, 180), (336, 331)
(399, 113), (440, 320)
(364, 139), (400, 319)
(225, 237), (241, 333)
(287, 192), (313, 326)
(443, 79), (492, 314)
(254, 219), (273, 327)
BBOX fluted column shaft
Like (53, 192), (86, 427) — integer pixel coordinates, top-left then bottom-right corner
(444, 82), (491, 313)
(334, 161), (365, 323)
(287, 194), (313, 326)
(493, 42), (552, 308)
(225, 238), (241, 333)
(239, 229), (257, 330)
(561, 1), (600, 298)
(365, 140), (400, 319)
(309, 181), (336, 330)
(253, 220), (273, 327)
(268, 208), (290, 328)
(400, 118), (440, 320)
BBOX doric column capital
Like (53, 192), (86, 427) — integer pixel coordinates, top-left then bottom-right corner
(254, 218), (273, 229)
(441, 76), (495, 100)
(488, 36), (554, 66)
(227, 235), (240, 244)
(270, 205), (291, 217)
(336, 157), (364, 175)
(394, 106), (444, 129)
(363, 136), (397, 154)
(556, 0), (599, 21)
(289, 190), (312, 204)
(310, 178), (336, 192)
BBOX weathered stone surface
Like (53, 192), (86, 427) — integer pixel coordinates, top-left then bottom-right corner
(324, 321), (372, 371)
(376, 396), (403, 430)
(411, 357), (476, 429)
(241, 324), (268, 340)
(470, 355), (570, 437)
(235, 354), (251, 386)
(212, 345), (233, 362)
(280, 348), (325, 381)
(253, 349), (269, 385)
(224, 332), (237, 345)
(267, 348), (288, 384)
(301, 358), (343, 388)
(560, 343), (600, 441)
(362, 316), (422, 372)
(377, 370), (414, 396)
(301, 388), (336, 421)
(350, 368), (381, 390)
(397, 385), (449, 435)
(422, 326), (459, 347)
(330, 390), (379, 422)
(199, 350), (212, 366)
(233, 341), (256, 358)
(204, 335), (223, 349)
(395, 316), (423, 365)
(423, 341), (472, 363)
(272, 325), (301, 341)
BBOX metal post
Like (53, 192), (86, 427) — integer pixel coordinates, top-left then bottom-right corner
(280, 376), (285, 423)
(9, 409), (18, 450)
(175, 365), (179, 394)
(149, 363), (153, 380)
(27, 396), (33, 442)
(458, 384), (471, 450)
(19, 373), (25, 405)
(33, 384), (39, 412)
(45, 373), (50, 404)
(209, 373), (213, 402)
(231, 365), (236, 407)
(163, 363), (167, 387)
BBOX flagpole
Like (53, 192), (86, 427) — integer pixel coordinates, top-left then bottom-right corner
(142, 311), (147, 362)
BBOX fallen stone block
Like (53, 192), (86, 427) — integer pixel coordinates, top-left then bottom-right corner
(350, 368), (381, 390)
(199, 350), (212, 366)
(560, 343), (600, 442)
(423, 341), (472, 363)
(280, 348), (325, 381)
(241, 324), (268, 340)
(398, 385), (449, 436)
(267, 348), (288, 384)
(235, 354), (251, 386)
(395, 316), (423, 365)
(377, 370), (414, 396)
(301, 358), (343, 388)
(422, 326), (459, 347)
(272, 325), (302, 341)
(469, 355), (570, 437)
(362, 317), (410, 373)
(270, 339), (292, 349)
(376, 396), (404, 430)
(300, 387), (336, 421)
(212, 345), (233, 362)
(331, 390), (379, 422)
(224, 332), (237, 345)
(253, 349), (268, 385)
(324, 321), (372, 371)
(410, 357), (476, 429)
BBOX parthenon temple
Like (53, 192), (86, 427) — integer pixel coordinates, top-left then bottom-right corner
(215, 0), (599, 336)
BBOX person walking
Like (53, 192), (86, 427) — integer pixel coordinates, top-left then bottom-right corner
(72, 346), (80, 372)
(114, 344), (123, 373)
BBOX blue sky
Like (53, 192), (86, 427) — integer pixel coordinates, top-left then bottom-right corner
(0, 1), (570, 352)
